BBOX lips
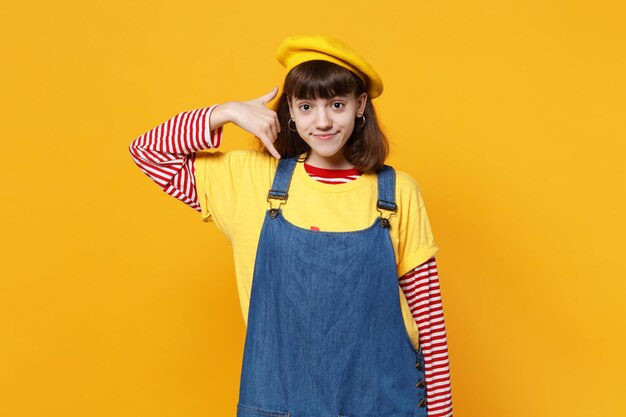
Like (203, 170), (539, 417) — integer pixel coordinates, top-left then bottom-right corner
(313, 133), (337, 140)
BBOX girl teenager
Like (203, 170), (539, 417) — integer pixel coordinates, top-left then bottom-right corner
(130, 35), (453, 417)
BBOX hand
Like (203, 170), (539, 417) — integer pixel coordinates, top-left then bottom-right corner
(228, 86), (282, 159)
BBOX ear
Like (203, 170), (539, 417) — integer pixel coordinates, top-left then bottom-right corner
(356, 92), (368, 116)
(287, 97), (295, 119)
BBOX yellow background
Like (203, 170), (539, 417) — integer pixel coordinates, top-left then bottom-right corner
(1, 1), (625, 416)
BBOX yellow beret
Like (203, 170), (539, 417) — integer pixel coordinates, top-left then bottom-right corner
(276, 35), (384, 99)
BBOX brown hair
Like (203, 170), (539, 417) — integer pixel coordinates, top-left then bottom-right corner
(257, 60), (389, 173)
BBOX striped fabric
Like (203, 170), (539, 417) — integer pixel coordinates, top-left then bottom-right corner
(400, 259), (453, 416)
(128, 105), (223, 212)
(129, 106), (453, 417)
(303, 163), (362, 184)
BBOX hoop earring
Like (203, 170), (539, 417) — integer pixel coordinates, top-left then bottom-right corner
(356, 114), (366, 128)
(297, 150), (310, 163)
(288, 118), (298, 132)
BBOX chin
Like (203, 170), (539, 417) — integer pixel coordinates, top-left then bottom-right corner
(311, 147), (342, 158)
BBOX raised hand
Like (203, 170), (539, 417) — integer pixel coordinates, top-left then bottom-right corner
(222, 86), (282, 159)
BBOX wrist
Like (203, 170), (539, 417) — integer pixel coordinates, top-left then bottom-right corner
(208, 102), (235, 130)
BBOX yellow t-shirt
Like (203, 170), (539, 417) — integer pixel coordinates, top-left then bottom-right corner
(194, 149), (439, 350)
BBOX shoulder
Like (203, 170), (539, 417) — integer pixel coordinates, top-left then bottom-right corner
(195, 149), (278, 173)
(391, 168), (440, 275)
(194, 148), (270, 163)
(393, 168), (427, 213)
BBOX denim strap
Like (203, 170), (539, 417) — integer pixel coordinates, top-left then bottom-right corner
(269, 157), (397, 213)
(268, 157), (298, 201)
(376, 164), (397, 212)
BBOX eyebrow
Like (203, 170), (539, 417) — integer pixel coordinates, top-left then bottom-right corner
(295, 95), (347, 102)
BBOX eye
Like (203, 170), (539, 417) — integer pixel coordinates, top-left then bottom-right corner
(332, 102), (344, 109)
(299, 103), (311, 111)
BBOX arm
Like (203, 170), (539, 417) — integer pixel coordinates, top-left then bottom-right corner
(128, 87), (282, 211)
(399, 257), (453, 417)
(128, 105), (223, 211)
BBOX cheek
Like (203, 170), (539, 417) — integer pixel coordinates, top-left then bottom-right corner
(295, 122), (309, 136)
(343, 119), (358, 138)
(293, 124), (311, 142)
(341, 114), (356, 129)
(294, 116), (314, 134)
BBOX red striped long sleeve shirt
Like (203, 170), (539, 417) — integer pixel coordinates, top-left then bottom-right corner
(129, 105), (453, 417)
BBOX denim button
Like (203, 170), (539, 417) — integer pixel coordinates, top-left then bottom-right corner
(418, 398), (427, 408)
(415, 361), (422, 370)
(416, 379), (426, 388)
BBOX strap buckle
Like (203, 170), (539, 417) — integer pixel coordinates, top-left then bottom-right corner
(376, 199), (397, 228)
(267, 190), (288, 218)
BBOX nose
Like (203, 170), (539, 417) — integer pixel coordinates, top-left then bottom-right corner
(315, 108), (332, 130)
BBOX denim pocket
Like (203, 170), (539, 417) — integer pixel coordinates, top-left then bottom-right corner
(236, 402), (290, 417)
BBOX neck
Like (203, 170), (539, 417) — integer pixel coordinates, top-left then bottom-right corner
(304, 152), (354, 170)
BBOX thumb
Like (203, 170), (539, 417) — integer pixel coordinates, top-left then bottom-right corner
(256, 86), (279, 105)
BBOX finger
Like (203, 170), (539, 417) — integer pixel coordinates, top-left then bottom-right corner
(266, 118), (278, 142)
(274, 113), (281, 134)
(262, 112), (280, 138)
(266, 141), (281, 160)
(256, 86), (279, 105)
(261, 134), (281, 159)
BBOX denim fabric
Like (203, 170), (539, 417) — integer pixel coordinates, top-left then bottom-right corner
(237, 157), (427, 417)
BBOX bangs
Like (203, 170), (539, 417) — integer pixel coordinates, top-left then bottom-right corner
(284, 60), (364, 100)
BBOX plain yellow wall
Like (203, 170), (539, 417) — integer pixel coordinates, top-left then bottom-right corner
(1, 1), (625, 416)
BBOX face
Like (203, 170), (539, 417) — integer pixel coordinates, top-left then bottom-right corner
(288, 92), (367, 169)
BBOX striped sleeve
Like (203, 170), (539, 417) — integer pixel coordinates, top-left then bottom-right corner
(399, 257), (453, 417)
(128, 105), (223, 211)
